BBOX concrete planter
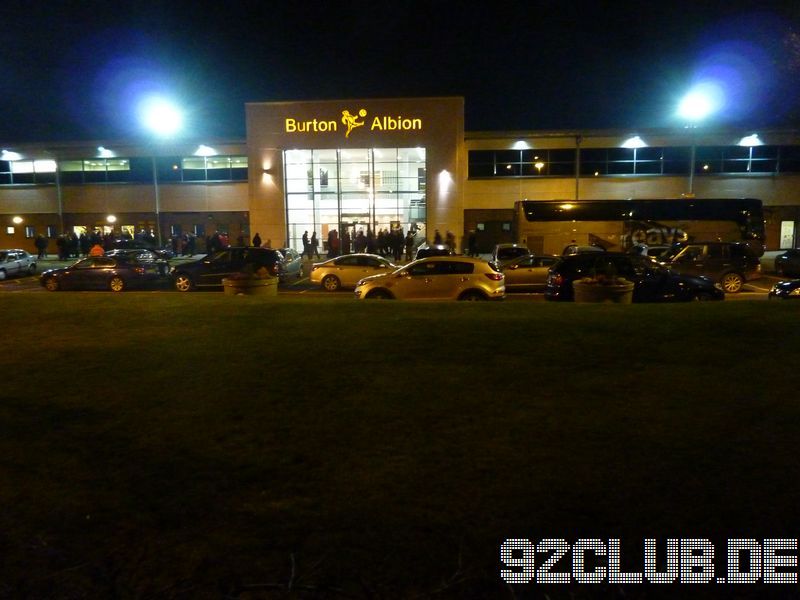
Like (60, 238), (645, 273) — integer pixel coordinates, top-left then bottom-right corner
(573, 280), (634, 304)
(222, 276), (278, 296)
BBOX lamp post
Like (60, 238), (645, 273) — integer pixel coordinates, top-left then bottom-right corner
(139, 97), (183, 247)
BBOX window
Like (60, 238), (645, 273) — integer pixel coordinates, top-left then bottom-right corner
(0, 158), (56, 184)
(696, 146), (781, 175)
(25, 226), (35, 238)
(580, 147), (692, 176)
(6, 227), (14, 235)
(469, 149), (577, 178)
(194, 224), (205, 237)
(171, 155), (248, 182)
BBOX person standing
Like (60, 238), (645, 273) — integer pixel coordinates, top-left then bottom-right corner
(302, 231), (310, 259)
(310, 232), (320, 259)
(404, 231), (414, 261)
(252, 232), (262, 248)
(35, 234), (48, 259)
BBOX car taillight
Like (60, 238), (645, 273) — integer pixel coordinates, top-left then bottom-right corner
(134, 267), (145, 275)
(549, 274), (564, 286)
(485, 272), (504, 281)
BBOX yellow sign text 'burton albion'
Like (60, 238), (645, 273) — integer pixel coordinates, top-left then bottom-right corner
(285, 109), (422, 137)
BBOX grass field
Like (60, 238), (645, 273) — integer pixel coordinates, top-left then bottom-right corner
(1, 294), (799, 598)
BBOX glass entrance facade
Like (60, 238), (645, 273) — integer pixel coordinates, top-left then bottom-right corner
(284, 147), (426, 253)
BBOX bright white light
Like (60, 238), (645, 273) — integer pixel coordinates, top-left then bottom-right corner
(194, 145), (217, 157)
(12, 216), (23, 224)
(1, 149), (22, 161)
(738, 134), (763, 147)
(106, 215), (117, 224)
(138, 97), (183, 136)
(97, 146), (115, 158)
(677, 83), (724, 122)
(512, 141), (530, 150)
(438, 170), (453, 195)
(621, 135), (647, 149)
(33, 160), (57, 173)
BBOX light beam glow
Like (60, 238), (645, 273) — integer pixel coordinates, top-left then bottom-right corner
(138, 97), (183, 136)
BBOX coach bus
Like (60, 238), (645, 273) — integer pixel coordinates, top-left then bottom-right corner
(514, 198), (765, 256)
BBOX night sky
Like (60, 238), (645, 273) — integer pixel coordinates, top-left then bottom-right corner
(1, 0), (799, 143)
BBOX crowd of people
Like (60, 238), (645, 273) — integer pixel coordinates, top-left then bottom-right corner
(33, 226), (467, 264)
(35, 230), (163, 260)
(294, 226), (458, 263)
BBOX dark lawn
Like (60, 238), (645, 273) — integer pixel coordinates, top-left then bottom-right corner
(1, 294), (799, 598)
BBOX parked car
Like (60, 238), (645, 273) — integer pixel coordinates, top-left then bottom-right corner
(41, 255), (164, 291)
(110, 238), (173, 259)
(413, 243), (454, 260)
(310, 254), (396, 291)
(490, 253), (559, 292)
(775, 249), (800, 277)
(562, 244), (605, 255)
(354, 256), (505, 301)
(545, 252), (725, 302)
(278, 247), (304, 282)
(659, 242), (761, 293)
(627, 244), (671, 258)
(170, 247), (283, 292)
(105, 248), (170, 276)
(491, 243), (530, 265)
(0, 249), (37, 280)
(768, 278), (800, 299)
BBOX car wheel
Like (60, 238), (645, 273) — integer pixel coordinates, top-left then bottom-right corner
(174, 273), (194, 292)
(776, 263), (784, 276)
(458, 290), (486, 301)
(297, 266), (304, 278)
(720, 272), (744, 293)
(28, 264), (36, 275)
(322, 275), (340, 291)
(367, 289), (393, 299)
(109, 276), (125, 292)
(44, 276), (59, 291)
(0, 269), (5, 281)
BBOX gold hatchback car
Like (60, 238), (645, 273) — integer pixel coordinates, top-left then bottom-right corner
(354, 256), (505, 301)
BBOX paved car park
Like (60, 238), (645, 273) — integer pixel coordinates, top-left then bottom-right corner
(0, 254), (786, 300)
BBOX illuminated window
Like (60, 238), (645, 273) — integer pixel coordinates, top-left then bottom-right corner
(0, 159), (56, 184)
(178, 155), (248, 182)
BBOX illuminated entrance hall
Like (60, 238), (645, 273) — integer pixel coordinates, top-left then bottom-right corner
(283, 147), (426, 253)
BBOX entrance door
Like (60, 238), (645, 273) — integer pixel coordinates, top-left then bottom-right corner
(341, 218), (370, 254)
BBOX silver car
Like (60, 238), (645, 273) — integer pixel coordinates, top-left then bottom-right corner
(0, 249), (37, 280)
(310, 254), (397, 291)
(496, 253), (559, 292)
(278, 247), (304, 282)
(354, 256), (505, 301)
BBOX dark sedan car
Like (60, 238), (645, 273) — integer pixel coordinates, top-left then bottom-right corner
(775, 249), (800, 277)
(105, 248), (170, 276)
(170, 246), (283, 291)
(41, 255), (165, 291)
(768, 279), (800, 299)
(414, 243), (454, 260)
(110, 238), (174, 259)
(545, 252), (725, 302)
